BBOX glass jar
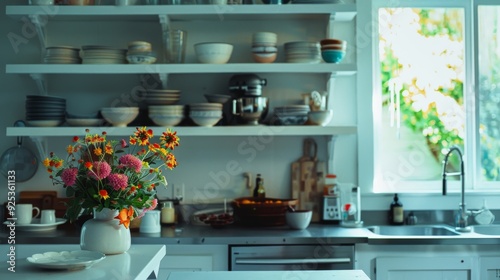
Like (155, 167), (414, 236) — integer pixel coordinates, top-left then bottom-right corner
(161, 201), (176, 225)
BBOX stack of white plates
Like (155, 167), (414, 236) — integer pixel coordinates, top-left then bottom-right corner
(189, 103), (223, 127)
(284, 41), (321, 63)
(141, 89), (181, 105)
(148, 105), (185, 126)
(25, 95), (66, 127)
(273, 105), (310, 125)
(44, 46), (81, 64)
(81, 45), (127, 64)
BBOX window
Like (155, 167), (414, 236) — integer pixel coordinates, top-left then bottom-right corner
(359, 0), (500, 193)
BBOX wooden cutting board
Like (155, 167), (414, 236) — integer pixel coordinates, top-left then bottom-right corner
(291, 138), (325, 222)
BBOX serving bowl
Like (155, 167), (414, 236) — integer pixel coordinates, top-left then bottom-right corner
(231, 197), (298, 227)
(194, 43), (233, 64)
(148, 114), (183, 126)
(285, 210), (312, 230)
(101, 107), (139, 127)
(307, 109), (333, 126)
(189, 116), (222, 127)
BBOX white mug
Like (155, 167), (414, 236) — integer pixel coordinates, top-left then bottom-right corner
(15, 204), (40, 225)
(40, 209), (56, 224)
(140, 210), (161, 233)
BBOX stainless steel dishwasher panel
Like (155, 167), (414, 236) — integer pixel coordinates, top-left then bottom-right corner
(230, 245), (354, 271)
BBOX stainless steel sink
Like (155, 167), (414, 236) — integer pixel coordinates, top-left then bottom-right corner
(472, 225), (500, 235)
(367, 225), (460, 236)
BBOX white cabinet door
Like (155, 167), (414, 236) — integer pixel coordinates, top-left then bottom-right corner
(376, 256), (474, 280)
(157, 244), (228, 280)
(479, 257), (500, 280)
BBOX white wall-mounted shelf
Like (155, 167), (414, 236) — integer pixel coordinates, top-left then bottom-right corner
(6, 4), (357, 22)
(6, 63), (357, 75)
(6, 125), (356, 137)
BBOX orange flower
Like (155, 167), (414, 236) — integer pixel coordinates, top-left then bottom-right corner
(54, 160), (63, 169)
(43, 158), (50, 167)
(84, 162), (93, 169)
(66, 145), (74, 155)
(160, 129), (180, 150)
(105, 142), (113, 155)
(132, 127), (153, 146)
(115, 206), (134, 229)
(99, 189), (109, 200)
(93, 147), (102, 156)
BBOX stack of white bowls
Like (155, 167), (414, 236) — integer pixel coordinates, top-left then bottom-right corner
(101, 107), (139, 127)
(273, 105), (310, 125)
(81, 45), (128, 64)
(44, 46), (81, 64)
(141, 89), (181, 105)
(284, 41), (321, 63)
(189, 103), (223, 127)
(251, 32), (278, 63)
(148, 105), (184, 126)
(25, 95), (66, 127)
(126, 41), (157, 64)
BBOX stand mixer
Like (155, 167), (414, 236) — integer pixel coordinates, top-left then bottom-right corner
(229, 74), (269, 125)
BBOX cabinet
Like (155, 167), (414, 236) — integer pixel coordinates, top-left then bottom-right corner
(356, 244), (500, 280)
(479, 257), (500, 280)
(376, 256), (473, 280)
(158, 244), (228, 280)
(4, 3), (357, 176)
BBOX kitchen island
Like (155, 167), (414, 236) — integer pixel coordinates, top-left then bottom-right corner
(0, 244), (165, 280)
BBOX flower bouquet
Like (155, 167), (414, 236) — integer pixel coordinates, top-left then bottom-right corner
(44, 127), (180, 229)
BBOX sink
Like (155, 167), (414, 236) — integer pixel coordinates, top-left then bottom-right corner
(472, 225), (500, 235)
(367, 225), (460, 236)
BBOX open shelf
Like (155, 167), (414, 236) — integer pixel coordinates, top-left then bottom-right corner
(6, 4), (357, 22)
(6, 125), (357, 137)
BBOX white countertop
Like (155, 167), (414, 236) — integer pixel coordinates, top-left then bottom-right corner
(167, 270), (371, 280)
(0, 244), (166, 280)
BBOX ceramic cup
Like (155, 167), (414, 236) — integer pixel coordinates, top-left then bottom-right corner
(40, 209), (56, 224)
(15, 204), (40, 225)
(140, 210), (161, 233)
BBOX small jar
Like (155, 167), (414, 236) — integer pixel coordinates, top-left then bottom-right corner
(161, 201), (175, 225)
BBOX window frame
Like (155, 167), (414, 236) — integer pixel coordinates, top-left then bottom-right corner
(357, 0), (490, 194)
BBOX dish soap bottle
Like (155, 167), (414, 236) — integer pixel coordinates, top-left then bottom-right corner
(257, 177), (266, 198)
(253, 174), (263, 198)
(390, 193), (404, 225)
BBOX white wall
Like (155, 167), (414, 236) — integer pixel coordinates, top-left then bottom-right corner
(0, 1), (358, 209)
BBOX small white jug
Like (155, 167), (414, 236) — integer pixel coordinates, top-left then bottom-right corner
(140, 210), (161, 233)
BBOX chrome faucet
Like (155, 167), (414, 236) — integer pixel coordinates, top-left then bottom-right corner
(442, 146), (471, 232)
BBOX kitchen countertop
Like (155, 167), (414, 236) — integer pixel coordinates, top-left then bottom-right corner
(0, 244), (165, 280)
(2, 222), (500, 246)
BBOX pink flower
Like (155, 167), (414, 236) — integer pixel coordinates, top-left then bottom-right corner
(120, 139), (127, 149)
(108, 173), (129, 190)
(147, 198), (158, 211)
(88, 161), (111, 181)
(61, 168), (78, 186)
(119, 154), (142, 173)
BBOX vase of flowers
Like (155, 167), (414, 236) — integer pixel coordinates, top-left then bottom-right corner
(44, 127), (180, 254)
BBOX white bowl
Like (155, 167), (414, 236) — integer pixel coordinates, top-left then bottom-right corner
(308, 110), (333, 126)
(101, 107), (139, 127)
(66, 118), (104, 127)
(285, 210), (312, 230)
(149, 114), (183, 126)
(194, 43), (233, 64)
(126, 54), (157, 64)
(190, 116), (222, 127)
(189, 110), (223, 118)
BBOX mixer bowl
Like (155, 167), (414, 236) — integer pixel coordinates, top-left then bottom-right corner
(232, 97), (269, 125)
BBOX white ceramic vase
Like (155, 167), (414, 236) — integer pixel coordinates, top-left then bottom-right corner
(80, 208), (131, 255)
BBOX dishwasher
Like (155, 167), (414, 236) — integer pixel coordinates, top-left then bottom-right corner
(229, 244), (354, 271)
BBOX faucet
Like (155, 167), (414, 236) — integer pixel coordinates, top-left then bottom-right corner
(442, 146), (472, 232)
